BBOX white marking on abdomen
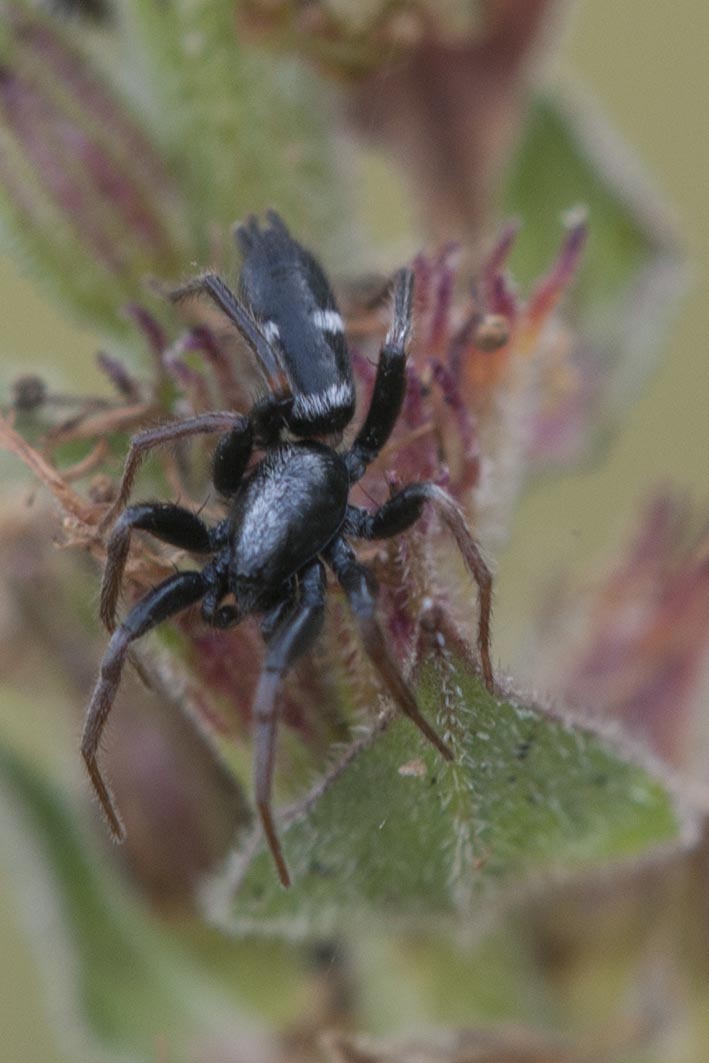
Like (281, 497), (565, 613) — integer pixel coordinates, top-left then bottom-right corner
(293, 381), (354, 421)
(262, 320), (280, 342)
(311, 309), (344, 334)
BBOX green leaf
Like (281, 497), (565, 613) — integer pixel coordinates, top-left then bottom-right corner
(121, 0), (344, 258)
(503, 94), (683, 442)
(0, 737), (280, 1060)
(206, 651), (691, 935)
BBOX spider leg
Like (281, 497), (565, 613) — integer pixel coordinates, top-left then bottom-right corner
(171, 273), (291, 403)
(211, 418), (254, 496)
(344, 268), (414, 483)
(82, 570), (207, 841)
(344, 485), (494, 691)
(100, 411), (249, 531)
(100, 502), (213, 632)
(324, 536), (453, 761)
(254, 562), (327, 888)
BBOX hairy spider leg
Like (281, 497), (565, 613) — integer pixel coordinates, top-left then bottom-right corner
(341, 267), (494, 691)
(211, 418), (254, 495)
(253, 561), (327, 888)
(170, 274), (292, 414)
(99, 414), (253, 629)
(344, 485), (494, 692)
(100, 411), (249, 531)
(344, 268), (414, 483)
(324, 537), (453, 761)
(82, 570), (207, 841)
(100, 502), (214, 631)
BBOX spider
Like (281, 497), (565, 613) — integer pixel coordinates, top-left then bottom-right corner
(83, 212), (494, 888)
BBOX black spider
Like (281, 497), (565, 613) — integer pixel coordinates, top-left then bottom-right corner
(83, 212), (494, 887)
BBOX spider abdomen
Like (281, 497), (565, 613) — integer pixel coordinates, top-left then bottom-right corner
(237, 212), (355, 436)
(229, 441), (349, 611)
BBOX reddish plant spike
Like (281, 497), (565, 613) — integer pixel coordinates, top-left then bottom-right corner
(187, 326), (245, 410)
(96, 351), (142, 402)
(428, 243), (460, 352)
(123, 304), (169, 363)
(412, 251), (433, 319)
(485, 271), (518, 324)
(527, 218), (588, 326)
(481, 218), (521, 280)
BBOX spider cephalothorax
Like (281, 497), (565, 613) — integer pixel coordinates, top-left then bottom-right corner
(83, 212), (494, 887)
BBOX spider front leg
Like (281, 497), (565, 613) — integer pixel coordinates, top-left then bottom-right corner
(100, 416), (252, 628)
(344, 268), (414, 483)
(99, 411), (250, 531)
(171, 273), (293, 437)
(345, 484), (494, 692)
(324, 536), (453, 761)
(253, 561), (327, 888)
(100, 502), (215, 631)
(82, 570), (208, 841)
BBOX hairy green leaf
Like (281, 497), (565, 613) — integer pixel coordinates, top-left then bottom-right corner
(206, 650), (690, 935)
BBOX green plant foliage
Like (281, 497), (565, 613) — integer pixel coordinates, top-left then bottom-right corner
(208, 652), (688, 935)
(117, 0), (342, 256)
(0, 739), (274, 1059)
(0, 722), (556, 1051)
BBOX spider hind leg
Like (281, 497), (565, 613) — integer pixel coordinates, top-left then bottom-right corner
(345, 483), (494, 692)
(253, 561), (327, 888)
(99, 411), (248, 531)
(325, 537), (453, 762)
(82, 570), (207, 841)
(100, 502), (213, 632)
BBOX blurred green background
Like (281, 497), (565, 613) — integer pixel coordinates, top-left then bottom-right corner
(1, 1), (707, 1059)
